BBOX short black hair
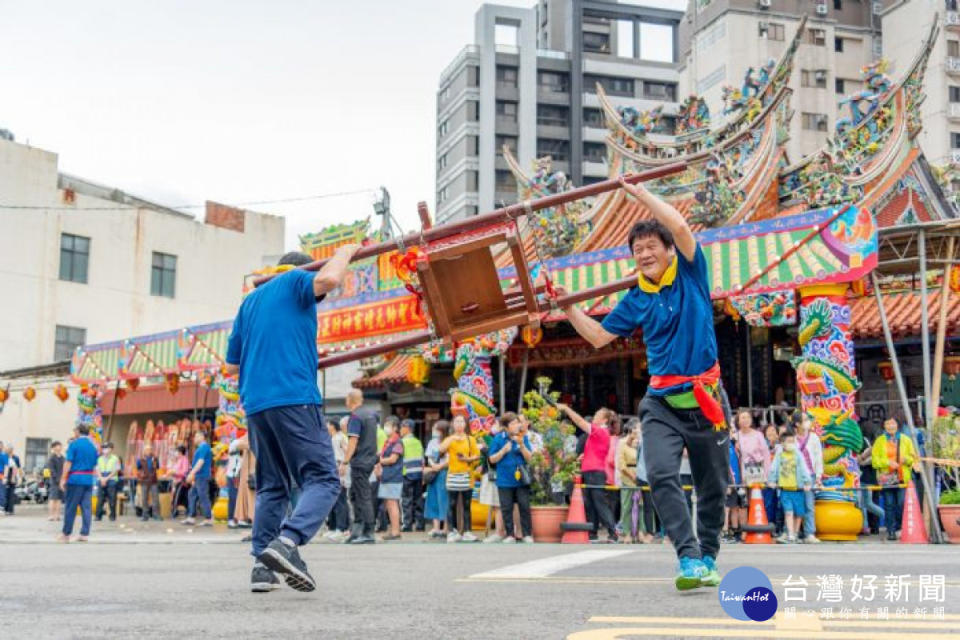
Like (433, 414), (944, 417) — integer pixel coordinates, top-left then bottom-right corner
(277, 251), (312, 267)
(177, 445), (187, 455)
(782, 428), (797, 439)
(76, 424), (90, 435)
(51, 441), (62, 448)
(627, 220), (674, 251)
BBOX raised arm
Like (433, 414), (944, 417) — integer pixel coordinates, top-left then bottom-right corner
(618, 177), (696, 261)
(558, 404), (591, 433)
(314, 244), (361, 297)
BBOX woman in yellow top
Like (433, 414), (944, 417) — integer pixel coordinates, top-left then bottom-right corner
(439, 415), (480, 542)
(871, 418), (920, 541)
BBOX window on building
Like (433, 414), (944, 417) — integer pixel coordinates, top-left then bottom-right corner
(467, 135), (479, 155)
(833, 0), (842, 9)
(54, 325), (86, 361)
(584, 75), (634, 97)
(583, 107), (605, 128)
(467, 170), (478, 192)
(495, 169), (515, 189)
(25, 438), (51, 475)
(59, 233), (90, 284)
(465, 205), (479, 216)
(952, 132), (960, 149)
(807, 28), (826, 46)
(438, 185), (449, 204)
(834, 37), (844, 52)
(438, 119), (450, 138)
(951, 86), (960, 103)
(801, 69), (828, 89)
(468, 66), (479, 87)
(496, 134), (518, 153)
(537, 104), (569, 127)
(835, 78), (845, 94)
(537, 70), (569, 93)
(640, 22), (675, 63)
(759, 22), (785, 41)
(495, 23), (519, 47)
(643, 81), (677, 101)
(616, 19), (635, 58)
(438, 153), (448, 173)
(583, 142), (607, 163)
(536, 138), (569, 161)
(150, 252), (176, 298)
(802, 112), (829, 132)
(583, 31), (611, 53)
(440, 85), (451, 102)
(496, 65), (519, 88)
(496, 100), (518, 122)
(950, 40), (960, 58)
(467, 101), (479, 122)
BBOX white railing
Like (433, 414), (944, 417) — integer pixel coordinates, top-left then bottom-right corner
(537, 49), (568, 60)
(949, 103), (960, 119)
(495, 44), (520, 55)
(439, 45), (480, 86)
(947, 56), (960, 74)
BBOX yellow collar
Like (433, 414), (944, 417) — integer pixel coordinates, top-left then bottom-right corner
(637, 256), (678, 293)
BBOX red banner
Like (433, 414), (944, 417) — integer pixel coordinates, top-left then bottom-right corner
(317, 295), (427, 345)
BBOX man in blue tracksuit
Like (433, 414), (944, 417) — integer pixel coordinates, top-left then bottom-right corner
(226, 244), (358, 593)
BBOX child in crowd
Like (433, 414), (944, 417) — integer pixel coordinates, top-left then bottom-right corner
(766, 429), (812, 544)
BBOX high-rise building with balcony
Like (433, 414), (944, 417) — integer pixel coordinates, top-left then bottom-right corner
(435, 1), (683, 224)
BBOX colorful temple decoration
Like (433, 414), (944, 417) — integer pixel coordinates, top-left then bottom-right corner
(299, 219), (370, 261)
(76, 385), (104, 445)
(728, 290), (796, 327)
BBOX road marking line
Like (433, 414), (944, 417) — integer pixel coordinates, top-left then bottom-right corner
(458, 575), (960, 588)
(466, 549), (635, 579)
(589, 616), (959, 631)
(566, 626), (952, 639)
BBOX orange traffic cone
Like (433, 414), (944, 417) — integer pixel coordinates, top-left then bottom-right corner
(899, 480), (929, 544)
(742, 486), (775, 544)
(561, 475), (592, 544)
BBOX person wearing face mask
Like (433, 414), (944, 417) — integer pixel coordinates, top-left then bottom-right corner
(423, 421), (450, 539)
(558, 404), (619, 543)
(488, 412), (534, 543)
(766, 429), (812, 544)
(872, 418), (920, 541)
(376, 421), (404, 540)
(557, 179), (729, 590)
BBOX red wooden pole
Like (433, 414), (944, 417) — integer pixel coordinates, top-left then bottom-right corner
(254, 163), (687, 287)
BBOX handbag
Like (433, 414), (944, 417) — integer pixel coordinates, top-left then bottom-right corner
(422, 466), (436, 485)
(878, 435), (901, 487)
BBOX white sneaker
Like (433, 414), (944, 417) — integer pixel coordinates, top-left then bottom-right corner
(461, 531), (479, 542)
(502, 536), (517, 544)
(483, 534), (503, 544)
(323, 530), (341, 542)
(446, 531), (462, 543)
(805, 535), (821, 544)
(522, 536), (535, 544)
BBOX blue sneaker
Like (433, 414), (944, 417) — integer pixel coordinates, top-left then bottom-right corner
(701, 555), (721, 587)
(675, 557), (708, 591)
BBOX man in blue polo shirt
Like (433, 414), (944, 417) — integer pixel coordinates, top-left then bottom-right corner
(226, 244), (358, 593)
(182, 430), (213, 526)
(560, 177), (729, 591)
(59, 424), (99, 542)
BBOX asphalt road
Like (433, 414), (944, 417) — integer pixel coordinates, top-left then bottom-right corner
(2, 506), (959, 639)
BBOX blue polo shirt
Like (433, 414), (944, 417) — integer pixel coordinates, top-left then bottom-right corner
(226, 269), (322, 416)
(193, 442), (213, 480)
(488, 432), (532, 489)
(601, 244), (717, 395)
(65, 437), (99, 486)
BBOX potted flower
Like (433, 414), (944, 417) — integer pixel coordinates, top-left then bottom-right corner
(931, 412), (960, 543)
(522, 377), (580, 542)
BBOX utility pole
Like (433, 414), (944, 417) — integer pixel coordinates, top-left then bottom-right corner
(372, 186), (392, 239)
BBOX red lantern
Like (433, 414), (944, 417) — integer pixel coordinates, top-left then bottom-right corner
(116, 387), (127, 400)
(125, 377), (140, 392)
(165, 373), (180, 395)
(54, 384), (70, 403)
(944, 355), (960, 380)
(877, 361), (895, 384)
(950, 266), (960, 294)
(521, 325), (543, 348)
(23, 387), (36, 402)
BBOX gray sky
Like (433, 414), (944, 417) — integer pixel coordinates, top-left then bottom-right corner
(0, 0), (684, 250)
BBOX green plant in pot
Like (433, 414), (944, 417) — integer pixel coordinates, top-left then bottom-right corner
(521, 377), (579, 542)
(931, 413), (960, 543)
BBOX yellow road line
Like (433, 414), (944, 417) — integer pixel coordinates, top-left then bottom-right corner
(566, 625), (952, 639)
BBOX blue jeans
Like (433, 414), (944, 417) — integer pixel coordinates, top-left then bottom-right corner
(881, 487), (904, 533)
(802, 490), (816, 536)
(248, 404), (340, 556)
(227, 482), (238, 521)
(188, 479), (212, 519)
(63, 485), (93, 536)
